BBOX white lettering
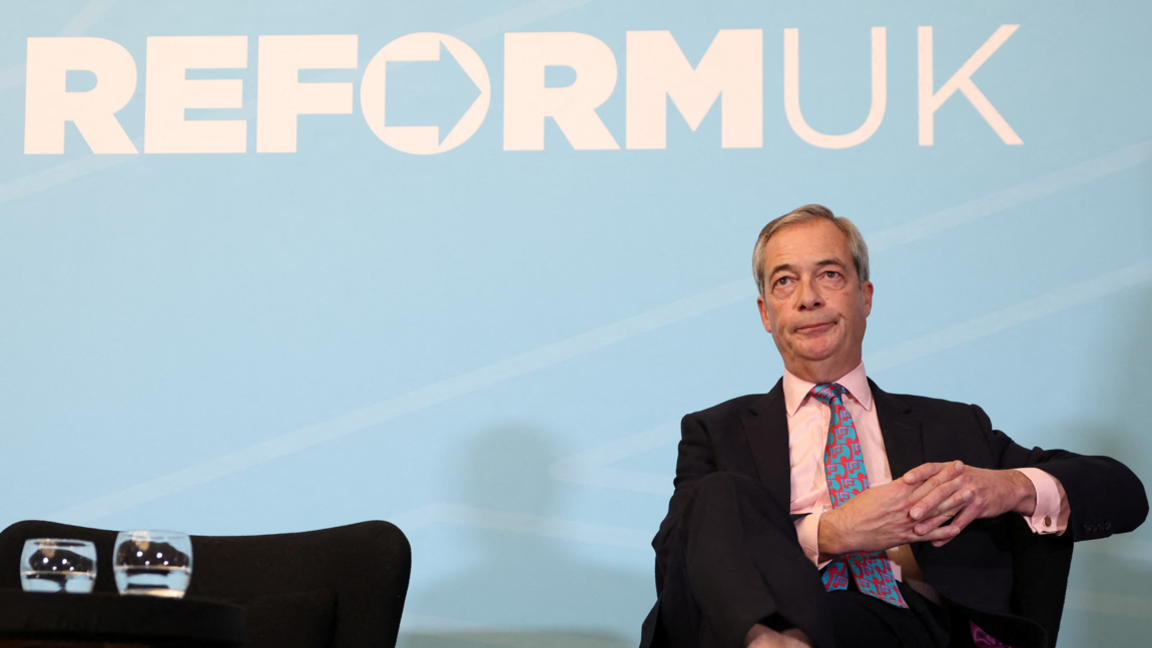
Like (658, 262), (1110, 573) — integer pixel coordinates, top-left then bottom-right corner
(144, 36), (247, 154)
(24, 37), (138, 154)
(360, 32), (490, 155)
(626, 29), (762, 149)
(503, 32), (619, 151)
(256, 35), (357, 153)
(918, 25), (1022, 146)
(21, 28), (1027, 156)
(784, 27), (886, 149)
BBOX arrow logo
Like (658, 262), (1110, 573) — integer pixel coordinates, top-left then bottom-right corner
(361, 32), (491, 155)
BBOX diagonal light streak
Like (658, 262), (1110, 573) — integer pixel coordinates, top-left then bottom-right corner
(47, 280), (748, 524)
(865, 259), (1152, 371)
(0, 143), (139, 204)
(46, 142), (1152, 523)
(390, 502), (650, 549)
(0, 0), (119, 91)
(545, 258), (1152, 499)
(868, 140), (1152, 252)
(49, 252), (1152, 526)
(549, 422), (679, 495)
(411, 245), (1149, 542)
(451, 0), (596, 42)
(0, 0), (595, 197)
(55, 0), (119, 38)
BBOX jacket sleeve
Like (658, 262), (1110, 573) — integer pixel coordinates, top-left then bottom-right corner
(974, 404), (1149, 541)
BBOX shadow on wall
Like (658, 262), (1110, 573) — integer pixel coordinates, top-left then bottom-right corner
(1058, 286), (1152, 646)
(400, 424), (650, 648)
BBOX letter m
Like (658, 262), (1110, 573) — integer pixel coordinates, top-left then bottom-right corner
(626, 30), (762, 149)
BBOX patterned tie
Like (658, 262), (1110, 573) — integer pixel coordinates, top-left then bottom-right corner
(811, 383), (908, 608)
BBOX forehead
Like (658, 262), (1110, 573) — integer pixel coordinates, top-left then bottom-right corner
(762, 219), (852, 271)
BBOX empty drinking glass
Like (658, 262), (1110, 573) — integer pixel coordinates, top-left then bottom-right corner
(113, 530), (192, 598)
(20, 538), (97, 593)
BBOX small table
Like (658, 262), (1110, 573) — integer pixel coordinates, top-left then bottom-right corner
(0, 590), (244, 648)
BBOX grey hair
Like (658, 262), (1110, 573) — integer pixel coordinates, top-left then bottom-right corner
(752, 204), (870, 297)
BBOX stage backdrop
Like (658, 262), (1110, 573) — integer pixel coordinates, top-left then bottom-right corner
(3, 1), (1151, 645)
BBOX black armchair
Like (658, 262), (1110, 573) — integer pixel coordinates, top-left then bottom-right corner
(0, 520), (411, 648)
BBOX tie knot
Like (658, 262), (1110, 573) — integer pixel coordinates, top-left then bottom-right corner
(810, 383), (847, 405)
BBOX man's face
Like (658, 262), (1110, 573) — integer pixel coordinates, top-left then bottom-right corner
(756, 218), (873, 383)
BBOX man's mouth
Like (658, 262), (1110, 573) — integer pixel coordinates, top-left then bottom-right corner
(795, 321), (834, 334)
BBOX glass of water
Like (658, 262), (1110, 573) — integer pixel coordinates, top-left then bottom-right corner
(113, 530), (193, 598)
(20, 538), (97, 593)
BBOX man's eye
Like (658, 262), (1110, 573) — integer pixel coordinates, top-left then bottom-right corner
(824, 271), (841, 279)
(775, 277), (792, 286)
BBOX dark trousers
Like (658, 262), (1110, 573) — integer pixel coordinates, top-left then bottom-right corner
(658, 472), (956, 648)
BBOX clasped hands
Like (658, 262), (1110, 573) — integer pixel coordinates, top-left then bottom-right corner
(817, 461), (1037, 559)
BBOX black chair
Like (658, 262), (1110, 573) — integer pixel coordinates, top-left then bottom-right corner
(0, 520), (411, 648)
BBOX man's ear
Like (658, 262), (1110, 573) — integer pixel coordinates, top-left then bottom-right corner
(861, 280), (874, 317)
(757, 295), (773, 333)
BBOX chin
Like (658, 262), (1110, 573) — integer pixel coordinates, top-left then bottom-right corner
(794, 343), (838, 362)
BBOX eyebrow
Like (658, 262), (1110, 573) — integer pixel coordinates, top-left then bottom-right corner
(768, 258), (847, 278)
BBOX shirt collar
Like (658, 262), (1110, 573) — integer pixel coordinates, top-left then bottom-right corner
(782, 361), (873, 417)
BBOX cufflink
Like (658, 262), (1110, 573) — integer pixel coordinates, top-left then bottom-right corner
(1044, 516), (1051, 527)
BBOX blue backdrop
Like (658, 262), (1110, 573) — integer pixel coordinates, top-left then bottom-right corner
(2, 1), (1151, 645)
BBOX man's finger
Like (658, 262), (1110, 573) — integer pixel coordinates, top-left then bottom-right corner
(907, 461), (965, 498)
(908, 480), (962, 519)
(930, 505), (982, 547)
(907, 462), (967, 520)
(912, 508), (961, 536)
(901, 461), (953, 486)
(912, 487), (974, 528)
(913, 522), (961, 544)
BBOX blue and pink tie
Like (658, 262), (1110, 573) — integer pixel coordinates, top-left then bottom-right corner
(811, 383), (908, 608)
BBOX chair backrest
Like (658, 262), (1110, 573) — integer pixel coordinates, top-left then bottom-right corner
(0, 520), (411, 648)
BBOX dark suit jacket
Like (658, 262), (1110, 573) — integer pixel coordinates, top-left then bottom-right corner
(642, 379), (1147, 647)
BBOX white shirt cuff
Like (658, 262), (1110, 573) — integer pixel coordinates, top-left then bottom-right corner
(1014, 467), (1062, 534)
(796, 509), (834, 569)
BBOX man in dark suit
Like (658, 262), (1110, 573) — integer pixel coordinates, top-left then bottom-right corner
(640, 205), (1147, 648)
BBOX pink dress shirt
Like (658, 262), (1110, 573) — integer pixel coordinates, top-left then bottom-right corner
(785, 363), (1068, 602)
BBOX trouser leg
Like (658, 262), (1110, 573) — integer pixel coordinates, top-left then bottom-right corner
(826, 583), (950, 648)
(663, 472), (833, 648)
(659, 472), (949, 648)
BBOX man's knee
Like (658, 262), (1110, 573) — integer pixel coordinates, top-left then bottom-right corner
(694, 471), (787, 504)
(690, 472), (791, 520)
(693, 471), (755, 501)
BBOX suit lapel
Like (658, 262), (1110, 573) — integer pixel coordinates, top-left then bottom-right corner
(740, 378), (924, 509)
(869, 379), (925, 479)
(743, 379), (791, 505)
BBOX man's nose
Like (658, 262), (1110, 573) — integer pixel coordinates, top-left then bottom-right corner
(797, 277), (823, 310)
